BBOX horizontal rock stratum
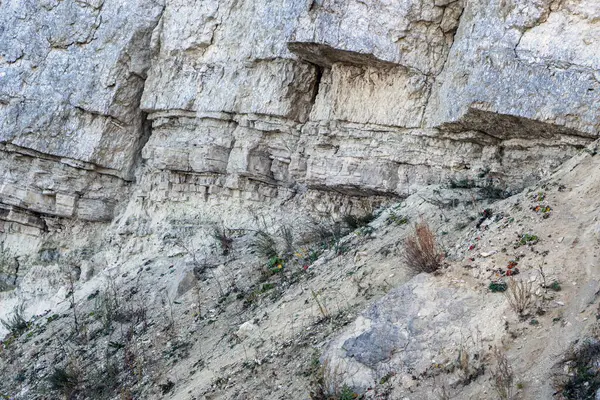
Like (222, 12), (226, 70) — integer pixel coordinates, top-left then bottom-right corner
(1, 0), (598, 229)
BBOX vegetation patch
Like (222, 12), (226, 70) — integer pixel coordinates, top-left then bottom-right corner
(555, 338), (600, 400)
(403, 221), (444, 274)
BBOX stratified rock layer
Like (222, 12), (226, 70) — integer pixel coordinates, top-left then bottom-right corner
(0, 0), (599, 281)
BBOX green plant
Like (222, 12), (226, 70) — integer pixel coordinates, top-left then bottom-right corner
(280, 225), (294, 259)
(403, 221), (444, 273)
(517, 233), (539, 247)
(535, 192), (546, 202)
(1, 304), (28, 336)
(489, 281), (508, 293)
(254, 231), (278, 260)
(558, 338), (600, 399)
(260, 283), (275, 292)
(309, 359), (357, 400)
(549, 281), (562, 292)
(266, 256), (285, 274)
(338, 385), (358, 400)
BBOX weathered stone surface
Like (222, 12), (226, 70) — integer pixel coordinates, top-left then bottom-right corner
(0, 0), (164, 174)
(5, 1), (600, 399)
(0, 145), (125, 222)
(425, 0), (600, 137)
(291, 0), (462, 74)
(322, 274), (506, 394)
(4, 0), (600, 230)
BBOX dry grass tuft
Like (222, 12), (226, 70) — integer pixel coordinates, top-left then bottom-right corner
(403, 221), (444, 273)
(505, 278), (533, 317)
(491, 347), (515, 400)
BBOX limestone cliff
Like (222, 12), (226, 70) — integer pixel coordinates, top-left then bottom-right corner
(1, 1), (600, 399)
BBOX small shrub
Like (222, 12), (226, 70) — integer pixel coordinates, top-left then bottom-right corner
(159, 380), (175, 395)
(311, 220), (345, 250)
(557, 338), (600, 399)
(403, 221), (443, 273)
(1, 304), (28, 336)
(448, 178), (476, 189)
(505, 278), (533, 317)
(479, 179), (511, 200)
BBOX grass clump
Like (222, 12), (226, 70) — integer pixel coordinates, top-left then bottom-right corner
(48, 367), (79, 397)
(254, 231), (278, 260)
(386, 211), (408, 226)
(1, 304), (28, 336)
(403, 221), (444, 274)
(309, 359), (358, 400)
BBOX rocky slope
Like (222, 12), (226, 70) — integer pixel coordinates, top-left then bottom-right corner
(1, 0), (600, 399)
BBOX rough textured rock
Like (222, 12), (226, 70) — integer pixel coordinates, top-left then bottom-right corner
(426, 0), (600, 137)
(2, 0), (598, 235)
(3, 0), (600, 399)
(322, 273), (506, 394)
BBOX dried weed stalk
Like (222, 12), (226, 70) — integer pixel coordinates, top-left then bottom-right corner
(505, 278), (533, 317)
(491, 347), (514, 400)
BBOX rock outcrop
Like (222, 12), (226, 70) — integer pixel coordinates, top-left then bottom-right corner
(2, 0), (600, 399)
(2, 0), (597, 248)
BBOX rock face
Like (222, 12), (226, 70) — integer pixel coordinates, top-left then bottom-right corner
(2, 1), (600, 398)
(1, 0), (597, 240)
(0, 0), (597, 298)
(0, 0), (163, 230)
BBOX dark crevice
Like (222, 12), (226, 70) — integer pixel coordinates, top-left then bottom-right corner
(12, 257), (19, 286)
(130, 111), (153, 182)
(309, 63), (324, 108)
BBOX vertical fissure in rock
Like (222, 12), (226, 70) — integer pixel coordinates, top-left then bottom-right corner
(130, 110), (153, 180)
(308, 63), (324, 111)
